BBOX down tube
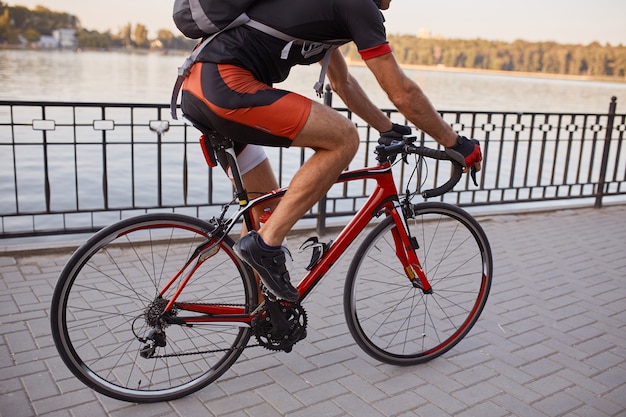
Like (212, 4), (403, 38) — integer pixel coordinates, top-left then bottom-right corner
(297, 166), (399, 298)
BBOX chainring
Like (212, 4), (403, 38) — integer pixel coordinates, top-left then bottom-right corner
(254, 302), (307, 352)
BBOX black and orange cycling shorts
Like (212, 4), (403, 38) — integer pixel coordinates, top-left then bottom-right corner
(181, 62), (312, 148)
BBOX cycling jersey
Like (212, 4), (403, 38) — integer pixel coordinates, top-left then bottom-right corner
(195, 0), (391, 84)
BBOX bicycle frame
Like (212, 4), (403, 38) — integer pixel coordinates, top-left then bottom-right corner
(158, 158), (430, 325)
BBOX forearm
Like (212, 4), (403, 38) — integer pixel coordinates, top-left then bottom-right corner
(393, 81), (457, 148)
(365, 53), (457, 148)
(331, 73), (392, 132)
(326, 50), (392, 133)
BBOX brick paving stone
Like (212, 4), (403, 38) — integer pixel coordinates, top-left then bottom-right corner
(294, 380), (348, 406)
(533, 391), (584, 416)
(288, 400), (345, 417)
(334, 393), (386, 417)
(455, 401), (509, 417)
(256, 382), (306, 414)
(372, 390), (428, 416)
(412, 383), (467, 415)
(229, 402), (282, 417)
(338, 374), (387, 403)
(0, 390), (36, 417)
(1, 205), (626, 416)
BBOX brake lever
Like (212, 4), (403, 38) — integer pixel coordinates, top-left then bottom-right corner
(470, 166), (479, 186)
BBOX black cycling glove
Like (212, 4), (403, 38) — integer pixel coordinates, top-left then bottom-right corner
(380, 123), (412, 139)
(445, 135), (481, 169)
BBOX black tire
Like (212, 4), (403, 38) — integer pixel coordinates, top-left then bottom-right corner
(50, 213), (256, 402)
(344, 202), (492, 365)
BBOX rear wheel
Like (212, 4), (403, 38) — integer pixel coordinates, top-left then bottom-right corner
(344, 202), (492, 365)
(50, 213), (256, 402)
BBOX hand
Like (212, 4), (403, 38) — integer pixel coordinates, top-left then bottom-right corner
(445, 136), (482, 186)
(380, 123), (411, 140)
(445, 136), (482, 172)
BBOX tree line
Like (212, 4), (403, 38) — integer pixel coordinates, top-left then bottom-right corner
(1, 2), (624, 80)
(0, 2), (194, 50)
(379, 36), (626, 79)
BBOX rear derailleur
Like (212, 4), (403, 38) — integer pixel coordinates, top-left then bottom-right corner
(253, 293), (307, 353)
(136, 296), (177, 358)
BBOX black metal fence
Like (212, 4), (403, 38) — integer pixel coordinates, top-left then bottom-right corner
(1, 96), (624, 238)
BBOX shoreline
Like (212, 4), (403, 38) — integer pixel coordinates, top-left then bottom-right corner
(1, 46), (623, 84)
(345, 58), (623, 84)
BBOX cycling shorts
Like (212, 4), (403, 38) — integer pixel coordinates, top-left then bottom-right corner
(181, 62), (312, 148)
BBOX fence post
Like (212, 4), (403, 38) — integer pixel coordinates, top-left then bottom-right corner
(316, 85), (333, 235)
(595, 96), (617, 208)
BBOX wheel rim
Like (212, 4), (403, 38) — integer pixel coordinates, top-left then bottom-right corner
(52, 215), (254, 401)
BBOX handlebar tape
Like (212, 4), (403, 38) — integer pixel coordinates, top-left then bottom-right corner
(377, 137), (465, 198)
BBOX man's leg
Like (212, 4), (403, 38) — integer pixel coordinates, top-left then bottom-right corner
(239, 158), (281, 229)
(233, 101), (358, 301)
(238, 157), (280, 304)
(257, 101), (360, 246)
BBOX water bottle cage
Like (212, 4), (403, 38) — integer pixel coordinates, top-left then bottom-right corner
(299, 237), (332, 271)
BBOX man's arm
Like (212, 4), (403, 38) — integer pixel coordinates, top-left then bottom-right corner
(326, 49), (393, 133)
(328, 49), (481, 173)
(364, 52), (458, 148)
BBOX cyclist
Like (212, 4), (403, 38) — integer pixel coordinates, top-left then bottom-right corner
(180, 0), (482, 302)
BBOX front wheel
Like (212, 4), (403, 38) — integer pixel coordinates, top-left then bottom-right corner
(344, 202), (492, 365)
(50, 213), (257, 402)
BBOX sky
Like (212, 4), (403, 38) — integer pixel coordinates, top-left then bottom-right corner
(8, 0), (626, 45)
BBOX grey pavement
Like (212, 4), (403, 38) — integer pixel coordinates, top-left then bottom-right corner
(1, 204), (625, 417)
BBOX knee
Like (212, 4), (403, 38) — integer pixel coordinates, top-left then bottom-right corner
(338, 120), (360, 158)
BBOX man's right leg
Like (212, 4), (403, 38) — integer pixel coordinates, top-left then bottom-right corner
(255, 101), (360, 247)
(234, 102), (359, 301)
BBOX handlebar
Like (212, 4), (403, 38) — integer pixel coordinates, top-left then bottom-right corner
(376, 136), (464, 198)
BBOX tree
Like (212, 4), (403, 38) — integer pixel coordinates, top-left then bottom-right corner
(0, 7), (19, 43)
(76, 28), (111, 49)
(21, 27), (40, 42)
(133, 23), (149, 48)
(156, 29), (174, 49)
(118, 23), (132, 48)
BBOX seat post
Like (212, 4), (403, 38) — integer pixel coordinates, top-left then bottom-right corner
(208, 133), (254, 232)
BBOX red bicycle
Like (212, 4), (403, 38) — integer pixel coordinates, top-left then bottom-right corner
(51, 131), (493, 402)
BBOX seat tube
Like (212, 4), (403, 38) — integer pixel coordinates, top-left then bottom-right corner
(223, 147), (255, 231)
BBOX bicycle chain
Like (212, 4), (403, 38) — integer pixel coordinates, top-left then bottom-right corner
(144, 301), (258, 359)
(149, 343), (260, 359)
(144, 302), (307, 358)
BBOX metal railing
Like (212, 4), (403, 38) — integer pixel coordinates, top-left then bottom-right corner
(1, 96), (624, 238)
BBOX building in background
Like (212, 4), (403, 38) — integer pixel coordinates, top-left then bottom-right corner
(37, 28), (77, 49)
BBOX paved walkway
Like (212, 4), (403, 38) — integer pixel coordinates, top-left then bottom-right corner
(1, 205), (625, 417)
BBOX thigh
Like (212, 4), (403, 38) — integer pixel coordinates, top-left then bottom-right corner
(291, 100), (358, 152)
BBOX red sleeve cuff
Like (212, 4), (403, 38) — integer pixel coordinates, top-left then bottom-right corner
(359, 43), (392, 60)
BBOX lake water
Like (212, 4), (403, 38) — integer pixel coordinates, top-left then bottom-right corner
(2, 49), (625, 113)
(1, 49), (626, 224)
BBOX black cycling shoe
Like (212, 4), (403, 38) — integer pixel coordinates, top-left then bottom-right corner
(233, 231), (299, 302)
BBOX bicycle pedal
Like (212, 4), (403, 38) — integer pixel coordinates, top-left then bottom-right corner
(299, 237), (332, 271)
(260, 284), (278, 302)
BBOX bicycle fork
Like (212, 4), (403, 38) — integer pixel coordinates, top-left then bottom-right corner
(388, 203), (433, 294)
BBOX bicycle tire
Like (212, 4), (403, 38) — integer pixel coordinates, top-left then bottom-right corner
(344, 202), (492, 365)
(50, 213), (257, 402)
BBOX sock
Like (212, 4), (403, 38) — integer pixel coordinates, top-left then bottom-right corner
(256, 233), (282, 250)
